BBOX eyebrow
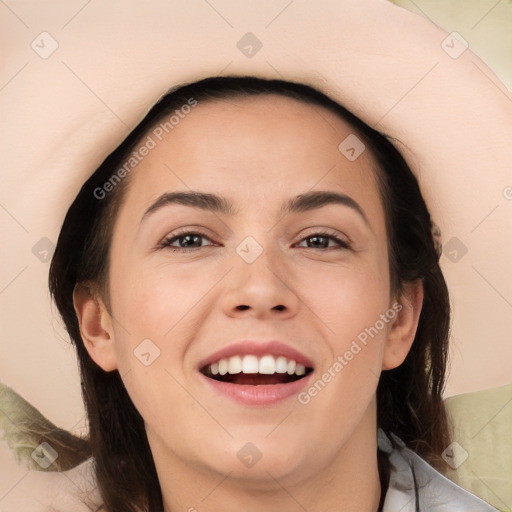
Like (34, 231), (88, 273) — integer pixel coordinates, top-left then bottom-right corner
(141, 190), (370, 227)
(281, 191), (369, 226)
(142, 191), (237, 219)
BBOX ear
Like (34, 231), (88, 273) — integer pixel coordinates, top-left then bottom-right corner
(73, 284), (118, 372)
(382, 280), (424, 370)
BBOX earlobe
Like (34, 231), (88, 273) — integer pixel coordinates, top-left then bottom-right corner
(73, 284), (118, 372)
(382, 281), (424, 371)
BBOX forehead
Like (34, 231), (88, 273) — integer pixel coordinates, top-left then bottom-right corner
(156, 94), (362, 161)
(119, 93), (383, 221)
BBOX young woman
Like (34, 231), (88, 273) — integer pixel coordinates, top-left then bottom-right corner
(44, 75), (497, 511)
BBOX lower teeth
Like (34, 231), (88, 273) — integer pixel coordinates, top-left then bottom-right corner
(207, 372), (306, 385)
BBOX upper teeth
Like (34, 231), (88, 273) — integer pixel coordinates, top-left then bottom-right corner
(208, 355), (307, 376)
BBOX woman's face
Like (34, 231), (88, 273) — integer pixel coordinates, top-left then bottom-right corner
(81, 94), (418, 487)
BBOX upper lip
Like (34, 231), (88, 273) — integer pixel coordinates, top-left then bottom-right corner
(197, 340), (315, 370)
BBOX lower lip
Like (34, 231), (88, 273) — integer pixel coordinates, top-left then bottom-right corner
(199, 372), (314, 406)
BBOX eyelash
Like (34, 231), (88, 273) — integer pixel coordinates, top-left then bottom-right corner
(159, 229), (351, 252)
(296, 230), (351, 250)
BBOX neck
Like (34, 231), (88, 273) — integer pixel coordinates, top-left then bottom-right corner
(149, 408), (382, 512)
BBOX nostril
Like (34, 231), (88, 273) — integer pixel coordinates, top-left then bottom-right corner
(234, 304), (285, 311)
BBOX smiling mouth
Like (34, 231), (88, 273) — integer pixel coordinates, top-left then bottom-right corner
(200, 354), (314, 386)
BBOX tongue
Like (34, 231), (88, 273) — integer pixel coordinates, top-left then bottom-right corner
(219, 373), (295, 385)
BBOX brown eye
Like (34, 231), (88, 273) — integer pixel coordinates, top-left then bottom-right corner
(160, 231), (214, 251)
(297, 232), (350, 250)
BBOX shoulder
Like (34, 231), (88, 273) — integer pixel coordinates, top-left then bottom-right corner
(381, 433), (498, 512)
(1, 458), (103, 512)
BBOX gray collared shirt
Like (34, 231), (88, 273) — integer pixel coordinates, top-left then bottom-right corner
(379, 432), (498, 511)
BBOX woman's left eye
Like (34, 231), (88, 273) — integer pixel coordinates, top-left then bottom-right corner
(296, 232), (351, 250)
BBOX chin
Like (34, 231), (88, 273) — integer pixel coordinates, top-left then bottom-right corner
(197, 433), (318, 486)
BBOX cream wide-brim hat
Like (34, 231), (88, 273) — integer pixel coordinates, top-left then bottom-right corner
(1, 0), (511, 436)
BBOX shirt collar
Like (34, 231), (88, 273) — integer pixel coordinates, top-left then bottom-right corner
(378, 430), (498, 512)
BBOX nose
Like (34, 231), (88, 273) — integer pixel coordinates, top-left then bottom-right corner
(220, 243), (300, 320)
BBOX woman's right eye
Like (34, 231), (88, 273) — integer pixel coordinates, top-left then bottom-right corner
(159, 231), (215, 251)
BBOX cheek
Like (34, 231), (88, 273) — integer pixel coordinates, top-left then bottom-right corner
(297, 258), (391, 343)
(109, 259), (212, 332)
(296, 258), (391, 400)
(108, 259), (228, 374)
(106, 262), (210, 431)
